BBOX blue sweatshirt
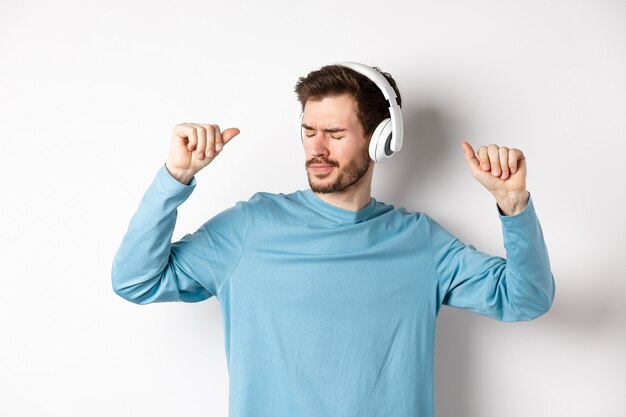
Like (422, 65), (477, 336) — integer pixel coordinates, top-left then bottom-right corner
(111, 163), (555, 417)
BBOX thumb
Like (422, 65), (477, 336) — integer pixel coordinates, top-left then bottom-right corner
(461, 140), (482, 177)
(221, 127), (241, 145)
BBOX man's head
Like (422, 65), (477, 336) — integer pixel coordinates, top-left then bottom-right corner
(294, 64), (402, 194)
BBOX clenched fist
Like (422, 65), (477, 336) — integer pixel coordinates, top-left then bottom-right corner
(166, 123), (240, 185)
(462, 140), (530, 216)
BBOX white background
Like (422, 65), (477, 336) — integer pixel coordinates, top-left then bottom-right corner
(1, 0), (624, 416)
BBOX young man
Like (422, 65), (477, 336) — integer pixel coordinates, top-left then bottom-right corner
(112, 63), (555, 417)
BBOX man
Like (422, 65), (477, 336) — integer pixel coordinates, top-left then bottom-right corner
(111, 63), (555, 417)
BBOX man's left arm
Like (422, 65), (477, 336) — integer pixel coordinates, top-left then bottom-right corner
(429, 142), (555, 321)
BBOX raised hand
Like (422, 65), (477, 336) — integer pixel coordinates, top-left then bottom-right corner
(166, 123), (240, 184)
(462, 140), (530, 215)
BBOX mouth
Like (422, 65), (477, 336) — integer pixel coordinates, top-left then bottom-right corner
(310, 165), (334, 174)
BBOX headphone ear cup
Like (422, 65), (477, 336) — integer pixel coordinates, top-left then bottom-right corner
(298, 113), (304, 142)
(369, 118), (393, 163)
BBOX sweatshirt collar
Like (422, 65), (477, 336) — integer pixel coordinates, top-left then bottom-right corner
(301, 188), (377, 224)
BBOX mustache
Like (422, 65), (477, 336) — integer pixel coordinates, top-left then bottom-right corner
(306, 158), (337, 167)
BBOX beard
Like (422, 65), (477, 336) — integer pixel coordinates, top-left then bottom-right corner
(306, 144), (372, 194)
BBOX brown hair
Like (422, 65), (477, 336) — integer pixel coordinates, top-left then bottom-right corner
(294, 64), (402, 139)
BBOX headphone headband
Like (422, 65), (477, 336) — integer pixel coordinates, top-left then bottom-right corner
(334, 62), (399, 103)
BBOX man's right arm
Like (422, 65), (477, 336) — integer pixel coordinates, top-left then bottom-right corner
(111, 122), (244, 304)
(110, 163), (248, 304)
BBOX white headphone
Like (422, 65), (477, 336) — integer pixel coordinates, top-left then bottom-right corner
(298, 61), (404, 163)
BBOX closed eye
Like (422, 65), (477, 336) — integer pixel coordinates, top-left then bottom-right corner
(305, 133), (344, 140)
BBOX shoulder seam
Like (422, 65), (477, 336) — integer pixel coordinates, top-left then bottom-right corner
(216, 200), (249, 297)
(424, 214), (444, 309)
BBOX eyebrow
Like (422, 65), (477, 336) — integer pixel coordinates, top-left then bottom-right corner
(301, 123), (347, 133)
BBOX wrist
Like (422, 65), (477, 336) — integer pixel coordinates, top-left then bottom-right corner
(165, 163), (194, 185)
(495, 190), (530, 216)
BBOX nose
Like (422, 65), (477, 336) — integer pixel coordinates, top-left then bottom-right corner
(307, 131), (330, 158)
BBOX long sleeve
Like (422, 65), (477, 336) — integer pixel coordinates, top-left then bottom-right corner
(427, 192), (555, 322)
(111, 163), (248, 305)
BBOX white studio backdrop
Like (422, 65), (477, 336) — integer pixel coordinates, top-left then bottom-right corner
(1, 0), (624, 416)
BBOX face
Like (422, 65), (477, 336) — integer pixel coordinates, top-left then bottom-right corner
(302, 94), (373, 194)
